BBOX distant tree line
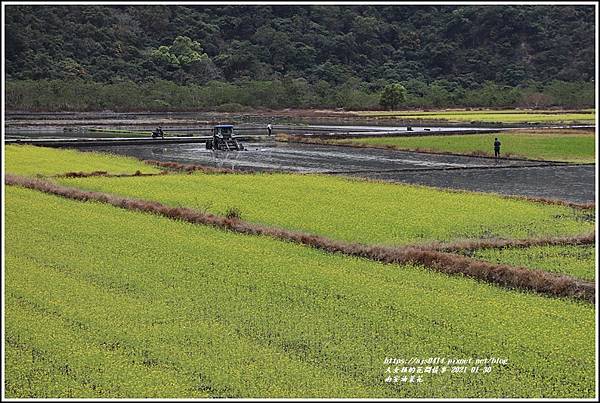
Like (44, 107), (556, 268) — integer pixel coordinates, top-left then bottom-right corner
(4, 5), (595, 110)
(5, 79), (594, 112)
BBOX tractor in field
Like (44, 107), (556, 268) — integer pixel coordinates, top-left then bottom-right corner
(205, 125), (244, 151)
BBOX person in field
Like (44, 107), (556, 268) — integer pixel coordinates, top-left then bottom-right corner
(152, 126), (164, 138)
(494, 137), (501, 158)
(267, 123), (273, 136)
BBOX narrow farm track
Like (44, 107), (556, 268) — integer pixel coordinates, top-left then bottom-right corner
(5, 174), (595, 303)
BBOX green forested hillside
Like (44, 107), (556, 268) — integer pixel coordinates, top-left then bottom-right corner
(4, 5), (596, 110)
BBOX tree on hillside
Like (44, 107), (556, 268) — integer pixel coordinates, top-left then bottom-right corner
(5, 6), (596, 86)
(151, 36), (209, 66)
(379, 83), (407, 110)
(150, 35), (220, 83)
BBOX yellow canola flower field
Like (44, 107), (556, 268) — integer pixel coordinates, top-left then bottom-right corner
(4, 186), (596, 398)
(60, 172), (594, 246)
(4, 144), (160, 176)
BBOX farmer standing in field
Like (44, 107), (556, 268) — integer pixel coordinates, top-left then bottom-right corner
(267, 123), (273, 136)
(494, 137), (501, 159)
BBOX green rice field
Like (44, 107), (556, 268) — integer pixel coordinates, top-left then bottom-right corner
(58, 173), (594, 246)
(338, 130), (596, 163)
(471, 245), (596, 282)
(357, 109), (596, 124)
(4, 186), (596, 398)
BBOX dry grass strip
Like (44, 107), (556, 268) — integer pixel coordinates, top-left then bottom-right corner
(143, 159), (238, 174)
(418, 233), (596, 253)
(53, 170), (168, 178)
(6, 174), (595, 303)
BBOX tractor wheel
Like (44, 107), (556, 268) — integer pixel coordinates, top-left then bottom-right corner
(206, 139), (213, 150)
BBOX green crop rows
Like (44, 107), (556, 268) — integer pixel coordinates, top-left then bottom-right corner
(471, 245), (596, 282)
(4, 144), (161, 176)
(339, 131), (596, 163)
(357, 110), (596, 124)
(58, 172), (594, 246)
(5, 186), (596, 398)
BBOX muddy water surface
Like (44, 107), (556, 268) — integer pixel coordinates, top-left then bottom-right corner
(74, 141), (595, 203)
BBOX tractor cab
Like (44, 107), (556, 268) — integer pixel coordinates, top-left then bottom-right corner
(214, 125), (233, 139)
(206, 125), (244, 151)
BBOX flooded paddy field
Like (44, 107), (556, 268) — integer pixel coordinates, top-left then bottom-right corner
(6, 110), (592, 130)
(75, 141), (542, 172)
(341, 163), (595, 204)
(74, 140), (595, 204)
(3, 111), (427, 133)
(6, 111), (595, 204)
(5, 123), (501, 139)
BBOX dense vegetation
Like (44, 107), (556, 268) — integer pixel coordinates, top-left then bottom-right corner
(57, 172), (594, 246)
(339, 130), (596, 162)
(5, 186), (595, 397)
(5, 5), (595, 110)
